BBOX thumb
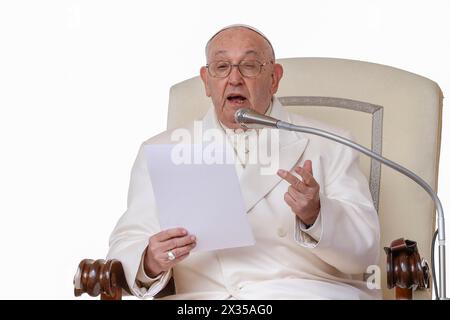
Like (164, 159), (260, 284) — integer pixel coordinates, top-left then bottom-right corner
(303, 160), (313, 175)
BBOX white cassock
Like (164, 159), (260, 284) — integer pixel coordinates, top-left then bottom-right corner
(107, 97), (381, 300)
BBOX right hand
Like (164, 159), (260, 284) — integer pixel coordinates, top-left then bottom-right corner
(144, 228), (197, 277)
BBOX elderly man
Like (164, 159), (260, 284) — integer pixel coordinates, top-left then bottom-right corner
(107, 25), (381, 299)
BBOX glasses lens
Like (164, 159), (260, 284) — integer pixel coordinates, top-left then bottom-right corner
(207, 60), (263, 78)
(239, 60), (261, 77)
(209, 61), (231, 77)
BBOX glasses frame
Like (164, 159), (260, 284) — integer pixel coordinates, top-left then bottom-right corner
(205, 60), (274, 78)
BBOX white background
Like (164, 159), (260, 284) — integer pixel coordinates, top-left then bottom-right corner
(0, 0), (448, 299)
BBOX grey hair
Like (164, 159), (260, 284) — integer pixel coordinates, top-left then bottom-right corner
(205, 24), (275, 61)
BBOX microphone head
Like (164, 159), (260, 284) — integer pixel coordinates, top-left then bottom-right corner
(234, 108), (252, 124)
(234, 107), (279, 129)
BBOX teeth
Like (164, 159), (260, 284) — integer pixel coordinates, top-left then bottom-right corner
(227, 95), (246, 104)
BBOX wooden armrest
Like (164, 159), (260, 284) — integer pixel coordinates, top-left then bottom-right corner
(385, 238), (431, 299)
(74, 258), (176, 300)
(74, 259), (131, 300)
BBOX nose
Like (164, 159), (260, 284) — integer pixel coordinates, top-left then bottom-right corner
(228, 65), (244, 86)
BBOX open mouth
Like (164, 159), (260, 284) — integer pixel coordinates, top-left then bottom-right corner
(226, 94), (247, 104)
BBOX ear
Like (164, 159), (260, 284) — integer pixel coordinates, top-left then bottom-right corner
(270, 63), (284, 95)
(200, 66), (211, 97)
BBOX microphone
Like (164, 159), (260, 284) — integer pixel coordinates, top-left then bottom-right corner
(234, 107), (447, 299)
(234, 108), (279, 129)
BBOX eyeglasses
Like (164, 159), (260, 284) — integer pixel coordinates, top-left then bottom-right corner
(206, 60), (273, 78)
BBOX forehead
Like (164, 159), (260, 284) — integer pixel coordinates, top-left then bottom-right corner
(207, 27), (270, 59)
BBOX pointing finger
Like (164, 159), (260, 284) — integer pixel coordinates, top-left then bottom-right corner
(294, 165), (318, 187)
(277, 169), (302, 188)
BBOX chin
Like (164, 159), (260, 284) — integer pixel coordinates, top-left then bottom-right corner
(218, 114), (238, 129)
(224, 118), (239, 128)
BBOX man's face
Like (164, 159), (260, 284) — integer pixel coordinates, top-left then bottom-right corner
(200, 28), (283, 129)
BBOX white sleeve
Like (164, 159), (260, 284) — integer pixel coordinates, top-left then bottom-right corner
(135, 250), (173, 297)
(295, 209), (323, 246)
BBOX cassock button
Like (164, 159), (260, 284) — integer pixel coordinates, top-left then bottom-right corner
(277, 228), (287, 238)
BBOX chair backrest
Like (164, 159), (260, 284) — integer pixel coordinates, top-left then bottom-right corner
(167, 57), (443, 299)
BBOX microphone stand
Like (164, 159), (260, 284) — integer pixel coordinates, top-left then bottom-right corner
(276, 120), (446, 299)
(237, 108), (447, 299)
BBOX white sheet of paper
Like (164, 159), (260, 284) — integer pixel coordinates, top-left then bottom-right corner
(144, 143), (255, 252)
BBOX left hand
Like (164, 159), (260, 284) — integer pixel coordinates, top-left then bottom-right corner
(277, 160), (321, 226)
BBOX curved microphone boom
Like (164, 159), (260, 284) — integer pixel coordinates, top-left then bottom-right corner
(235, 107), (447, 300)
